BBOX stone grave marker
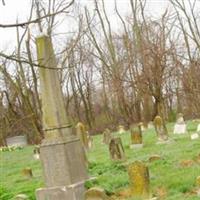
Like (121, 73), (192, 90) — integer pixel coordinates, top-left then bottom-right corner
(191, 133), (199, 140)
(197, 124), (200, 133)
(196, 176), (200, 196)
(102, 128), (112, 145)
(128, 161), (151, 199)
(15, 194), (29, 200)
(118, 125), (125, 134)
(6, 135), (27, 147)
(173, 113), (187, 134)
(22, 168), (33, 179)
(85, 187), (109, 200)
(130, 124), (143, 149)
(153, 116), (169, 143)
(33, 146), (40, 160)
(76, 122), (91, 151)
(109, 137), (125, 161)
(148, 121), (154, 129)
(35, 35), (88, 200)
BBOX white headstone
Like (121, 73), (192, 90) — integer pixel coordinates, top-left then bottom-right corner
(173, 123), (186, 134)
(197, 124), (200, 132)
(191, 133), (199, 140)
(6, 136), (27, 147)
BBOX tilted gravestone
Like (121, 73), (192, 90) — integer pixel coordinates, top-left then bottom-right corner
(153, 115), (169, 143)
(173, 113), (187, 134)
(130, 124), (143, 149)
(102, 128), (112, 145)
(35, 35), (88, 200)
(128, 161), (151, 199)
(109, 137), (125, 161)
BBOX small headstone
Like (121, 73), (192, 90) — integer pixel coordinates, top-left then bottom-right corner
(85, 187), (109, 200)
(76, 122), (91, 151)
(197, 124), (200, 133)
(148, 121), (154, 129)
(196, 176), (200, 187)
(153, 116), (168, 143)
(15, 194), (29, 200)
(191, 133), (199, 140)
(22, 168), (33, 179)
(130, 125), (143, 149)
(138, 122), (146, 132)
(128, 161), (151, 199)
(173, 113), (187, 134)
(179, 160), (194, 168)
(33, 146), (40, 160)
(118, 125), (125, 134)
(6, 135), (27, 147)
(102, 128), (112, 145)
(149, 155), (162, 162)
(109, 137), (125, 161)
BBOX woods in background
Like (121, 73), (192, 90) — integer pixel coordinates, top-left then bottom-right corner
(0, 0), (200, 145)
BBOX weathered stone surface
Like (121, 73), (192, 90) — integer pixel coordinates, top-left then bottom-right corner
(85, 187), (109, 200)
(22, 168), (33, 179)
(191, 133), (199, 140)
(36, 183), (85, 200)
(102, 128), (112, 145)
(197, 124), (200, 132)
(128, 161), (151, 199)
(149, 155), (162, 162)
(35, 35), (88, 200)
(15, 194), (29, 200)
(6, 135), (27, 147)
(130, 125), (143, 148)
(118, 125), (125, 134)
(153, 116), (168, 142)
(174, 113), (187, 134)
(40, 139), (88, 188)
(109, 137), (125, 161)
(179, 160), (194, 168)
(76, 122), (91, 151)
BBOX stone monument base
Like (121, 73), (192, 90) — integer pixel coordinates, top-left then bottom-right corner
(36, 181), (85, 200)
(130, 144), (143, 149)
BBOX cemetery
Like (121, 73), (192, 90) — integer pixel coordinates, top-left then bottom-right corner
(1, 1), (200, 200)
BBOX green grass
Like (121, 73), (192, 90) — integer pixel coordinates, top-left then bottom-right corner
(1, 120), (200, 199)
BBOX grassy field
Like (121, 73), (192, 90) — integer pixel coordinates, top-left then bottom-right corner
(1, 121), (200, 200)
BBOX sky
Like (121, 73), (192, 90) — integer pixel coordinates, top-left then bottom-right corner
(0, 0), (172, 52)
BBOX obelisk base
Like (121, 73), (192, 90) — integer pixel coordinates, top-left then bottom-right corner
(36, 181), (85, 200)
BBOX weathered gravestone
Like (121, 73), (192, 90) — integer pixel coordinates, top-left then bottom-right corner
(33, 146), (40, 160)
(118, 125), (125, 134)
(76, 122), (91, 151)
(197, 124), (200, 133)
(138, 122), (146, 132)
(35, 35), (88, 200)
(109, 137), (125, 161)
(102, 128), (112, 145)
(15, 194), (29, 200)
(6, 135), (27, 147)
(173, 113), (187, 134)
(153, 116), (168, 143)
(196, 176), (200, 196)
(130, 125), (143, 149)
(85, 187), (109, 200)
(22, 168), (33, 179)
(128, 161), (151, 199)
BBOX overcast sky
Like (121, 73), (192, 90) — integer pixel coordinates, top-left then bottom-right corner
(0, 0), (171, 52)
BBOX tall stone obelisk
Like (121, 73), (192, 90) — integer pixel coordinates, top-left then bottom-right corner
(35, 35), (88, 200)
